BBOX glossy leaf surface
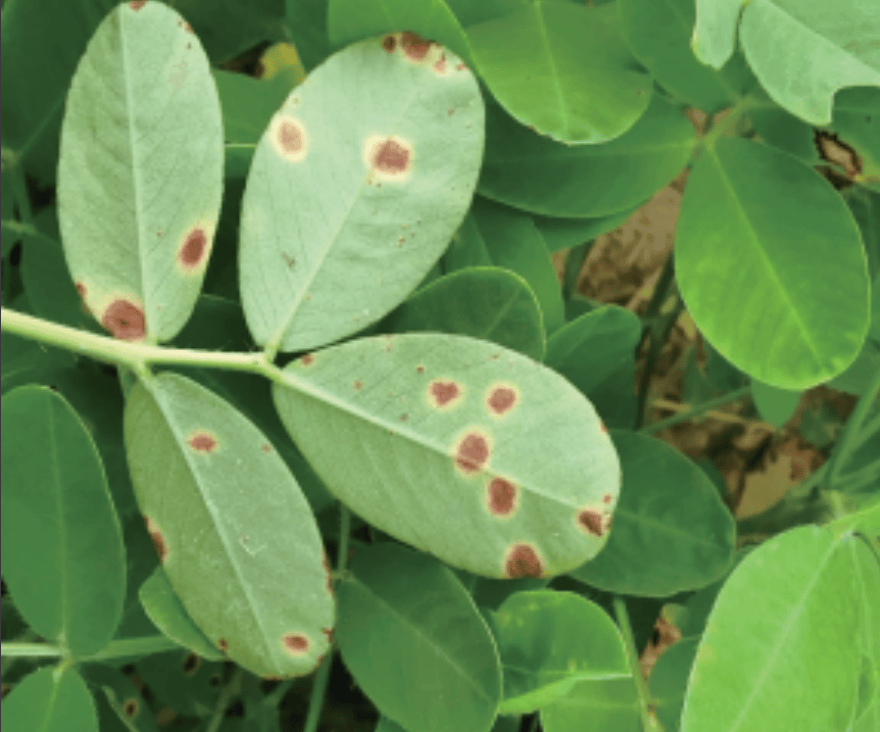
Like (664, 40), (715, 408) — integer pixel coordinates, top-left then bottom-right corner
(380, 266), (546, 361)
(675, 138), (870, 389)
(124, 372), (333, 678)
(680, 526), (863, 732)
(568, 430), (735, 597)
(493, 591), (629, 714)
(1, 386), (125, 656)
(336, 542), (501, 732)
(479, 95), (695, 217)
(467, 0), (651, 144)
(139, 567), (225, 661)
(239, 33), (483, 353)
(273, 333), (621, 578)
(57, 2), (224, 344)
(1, 666), (98, 732)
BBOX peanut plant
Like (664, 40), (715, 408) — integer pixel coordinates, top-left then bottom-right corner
(1, 1), (878, 732)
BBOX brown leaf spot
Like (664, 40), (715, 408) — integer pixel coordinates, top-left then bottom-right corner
(486, 384), (518, 416)
(487, 478), (517, 516)
(455, 431), (490, 474)
(400, 31), (431, 61)
(178, 227), (208, 269)
(504, 544), (544, 578)
(456, 62), (467, 71)
(129, 1), (146, 9)
(399, 413), (408, 422)
(122, 699), (139, 717)
(428, 379), (462, 408)
(365, 135), (413, 180)
(101, 299), (146, 341)
(182, 652), (200, 675)
(381, 34), (396, 52)
(261, 443), (273, 453)
(603, 493), (613, 504)
(188, 430), (218, 453)
(599, 421), (607, 433)
(301, 353), (314, 366)
(144, 516), (168, 563)
(353, 380), (363, 390)
(577, 508), (611, 537)
(271, 115), (308, 161)
(282, 633), (310, 655)
(433, 54), (447, 73)
(217, 638), (228, 654)
(322, 627), (334, 643)
(416, 365), (425, 374)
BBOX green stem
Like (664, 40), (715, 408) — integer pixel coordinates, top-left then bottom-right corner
(1, 635), (180, 661)
(612, 596), (653, 732)
(636, 296), (686, 428)
(302, 505), (351, 732)
(10, 162), (34, 226)
(826, 367), (880, 489)
(641, 387), (752, 433)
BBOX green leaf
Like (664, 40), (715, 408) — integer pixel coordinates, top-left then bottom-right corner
(650, 637), (698, 732)
(0, 331), (75, 395)
(532, 207), (639, 254)
(619, 0), (753, 113)
(335, 542), (501, 732)
(467, 1), (651, 144)
(380, 266), (546, 361)
(568, 430), (735, 597)
(134, 649), (225, 716)
(80, 665), (159, 732)
(680, 526), (863, 732)
(213, 69), (291, 147)
(493, 590), (629, 715)
(273, 333), (621, 578)
(284, 0), (332, 71)
(57, 2), (224, 344)
(675, 137), (870, 389)
(479, 94), (695, 217)
(750, 379), (801, 427)
(745, 92), (821, 165)
(456, 198), (564, 334)
(545, 306), (641, 429)
(1, 666), (98, 732)
(1, 386), (125, 656)
(850, 538), (880, 732)
(327, 0), (472, 65)
(124, 372), (334, 678)
(694, 0), (880, 125)
(825, 86), (880, 191)
(139, 567), (225, 661)
(0, 0), (117, 184)
(540, 677), (641, 732)
(238, 34), (483, 353)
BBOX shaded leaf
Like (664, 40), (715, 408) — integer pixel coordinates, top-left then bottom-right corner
(336, 542), (501, 732)
(1, 386), (125, 656)
(568, 430), (735, 597)
(750, 379), (801, 427)
(273, 333), (621, 578)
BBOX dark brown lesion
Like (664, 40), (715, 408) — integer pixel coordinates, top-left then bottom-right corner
(101, 299), (146, 341)
(814, 130), (863, 188)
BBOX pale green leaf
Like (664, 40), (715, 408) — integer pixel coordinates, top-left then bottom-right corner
(57, 2), (224, 344)
(124, 372), (333, 678)
(273, 333), (621, 578)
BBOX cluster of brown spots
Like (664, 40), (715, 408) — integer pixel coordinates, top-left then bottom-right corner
(577, 508), (612, 537)
(178, 20), (194, 33)
(187, 430), (218, 453)
(122, 699), (139, 717)
(301, 354), (314, 366)
(487, 478), (517, 517)
(101, 299), (146, 341)
(504, 544), (544, 578)
(455, 431), (490, 474)
(381, 35), (396, 53)
(217, 638), (228, 654)
(182, 652), (200, 675)
(281, 633), (310, 655)
(486, 384), (519, 416)
(400, 32), (432, 61)
(129, 1), (146, 10)
(428, 379), (462, 409)
(178, 227), (208, 269)
(144, 516), (168, 563)
(271, 116), (308, 161)
(365, 135), (413, 180)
